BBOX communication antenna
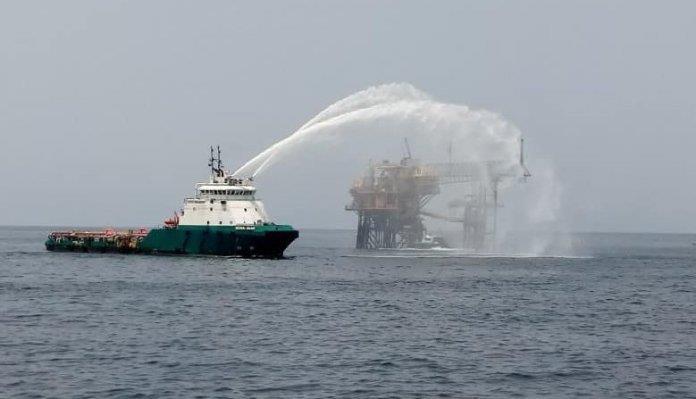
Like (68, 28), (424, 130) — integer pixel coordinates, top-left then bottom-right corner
(447, 140), (453, 175)
(208, 146), (215, 175)
(208, 145), (224, 177)
(520, 138), (531, 179)
(216, 145), (224, 175)
(402, 137), (412, 159)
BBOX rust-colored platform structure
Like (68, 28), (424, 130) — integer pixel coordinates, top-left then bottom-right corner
(346, 139), (529, 251)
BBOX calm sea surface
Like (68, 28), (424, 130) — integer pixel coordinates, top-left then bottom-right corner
(1, 227), (695, 398)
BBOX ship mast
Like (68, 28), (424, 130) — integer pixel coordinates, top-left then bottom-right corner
(208, 146), (215, 175)
(208, 145), (225, 178)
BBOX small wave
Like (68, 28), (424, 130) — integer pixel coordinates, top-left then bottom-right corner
(667, 365), (696, 372)
(12, 313), (44, 318)
(244, 383), (321, 393)
(505, 372), (536, 380)
(362, 358), (398, 368)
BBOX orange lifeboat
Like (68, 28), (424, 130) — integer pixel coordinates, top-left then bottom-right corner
(163, 213), (179, 229)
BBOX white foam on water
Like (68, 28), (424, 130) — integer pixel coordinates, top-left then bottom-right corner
(341, 253), (591, 260)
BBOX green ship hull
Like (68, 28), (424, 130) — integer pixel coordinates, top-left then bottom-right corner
(45, 225), (299, 258)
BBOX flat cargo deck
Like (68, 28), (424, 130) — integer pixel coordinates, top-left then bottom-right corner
(45, 225), (299, 258)
(45, 229), (149, 253)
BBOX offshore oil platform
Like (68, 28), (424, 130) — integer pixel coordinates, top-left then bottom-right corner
(346, 139), (530, 251)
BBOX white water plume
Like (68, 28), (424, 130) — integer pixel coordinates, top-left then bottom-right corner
(232, 82), (568, 255)
(234, 83), (522, 177)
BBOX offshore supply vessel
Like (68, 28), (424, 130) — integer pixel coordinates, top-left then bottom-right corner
(45, 147), (299, 258)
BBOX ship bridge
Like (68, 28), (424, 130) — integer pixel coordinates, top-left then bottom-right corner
(196, 184), (257, 199)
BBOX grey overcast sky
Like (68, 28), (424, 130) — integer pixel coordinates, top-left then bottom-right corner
(1, 1), (695, 232)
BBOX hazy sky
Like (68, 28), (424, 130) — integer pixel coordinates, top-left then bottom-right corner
(1, 1), (695, 232)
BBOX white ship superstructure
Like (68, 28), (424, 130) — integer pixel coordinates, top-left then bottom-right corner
(179, 179), (270, 227)
(179, 147), (270, 227)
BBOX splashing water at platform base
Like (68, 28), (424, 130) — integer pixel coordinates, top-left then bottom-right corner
(232, 83), (568, 255)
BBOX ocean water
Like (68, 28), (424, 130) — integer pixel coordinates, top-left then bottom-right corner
(1, 227), (695, 398)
